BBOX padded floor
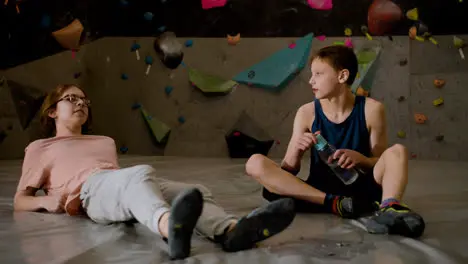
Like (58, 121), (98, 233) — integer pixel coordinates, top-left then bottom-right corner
(1, 156), (468, 264)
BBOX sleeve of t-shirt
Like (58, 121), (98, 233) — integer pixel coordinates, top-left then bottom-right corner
(16, 142), (48, 192)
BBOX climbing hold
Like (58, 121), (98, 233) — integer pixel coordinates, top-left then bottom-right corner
(227, 33), (241, 45)
(334, 41), (345, 46)
(356, 86), (369, 97)
(202, 0), (227, 9)
(361, 25), (373, 40)
(397, 95), (406, 102)
(344, 28), (352, 37)
(453, 36), (466, 60)
(158, 26), (166, 32)
(411, 153), (417, 159)
(74, 72), (81, 79)
(178, 116), (185, 124)
(307, 0), (333, 10)
(121, 73), (129, 80)
(119, 145), (129, 154)
(154, 32), (184, 69)
(388, 35), (393, 41)
(397, 130), (406, 138)
(140, 107), (171, 144)
(52, 19), (84, 50)
(367, 0), (402, 35)
(406, 8), (418, 21)
(164, 86), (173, 95)
(132, 103), (142, 110)
(288, 42), (296, 49)
(433, 79), (445, 88)
(189, 68), (238, 94)
(433, 97), (444, 106)
(248, 70), (256, 79)
(316, 35), (326, 41)
(435, 134), (444, 142)
(144, 12), (154, 21)
(233, 131), (241, 136)
(131, 43), (141, 60)
(275, 140), (280, 145)
(414, 113), (427, 124)
(0, 130), (6, 144)
(344, 37), (353, 48)
(145, 56), (153, 76)
(185, 40), (193, 47)
(399, 58), (408, 66)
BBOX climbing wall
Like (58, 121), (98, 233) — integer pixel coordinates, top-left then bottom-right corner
(408, 35), (468, 160)
(1, 35), (468, 161)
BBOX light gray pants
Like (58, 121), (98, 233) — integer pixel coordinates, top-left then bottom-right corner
(80, 164), (238, 238)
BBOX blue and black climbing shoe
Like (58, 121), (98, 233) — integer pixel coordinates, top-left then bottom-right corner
(168, 188), (204, 260)
(217, 198), (296, 252)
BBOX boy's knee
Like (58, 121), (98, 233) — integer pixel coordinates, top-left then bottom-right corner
(245, 154), (268, 179)
(388, 144), (408, 158)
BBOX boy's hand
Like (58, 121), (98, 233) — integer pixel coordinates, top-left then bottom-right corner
(41, 195), (66, 213)
(330, 149), (365, 169)
(294, 131), (320, 154)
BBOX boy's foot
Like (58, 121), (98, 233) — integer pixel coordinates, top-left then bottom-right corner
(364, 202), (425, 238)
(216, 198), (296, 252)
(168, 188), (204, 260)
(326, 195), (377, 219)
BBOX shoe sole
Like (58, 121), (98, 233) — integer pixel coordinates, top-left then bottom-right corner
(168, 188), (204, 260)
(223, 198), (296, 252)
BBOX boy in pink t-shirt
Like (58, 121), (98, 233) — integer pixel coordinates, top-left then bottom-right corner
(13, 84), (296, 260)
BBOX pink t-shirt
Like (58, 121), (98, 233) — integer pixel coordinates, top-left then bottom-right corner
(16, 135), (120, 215)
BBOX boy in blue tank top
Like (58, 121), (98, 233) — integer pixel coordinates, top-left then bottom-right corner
(245, 45), (425, 238)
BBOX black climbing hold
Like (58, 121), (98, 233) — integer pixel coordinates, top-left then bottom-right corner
(399, 58), (408, 66)
(0, 130), (6, 144)
(388, 35), (393, 41)
(397, 96), (406, 102)
(435, 135), (444, 142)
(248, 70), (255, 79)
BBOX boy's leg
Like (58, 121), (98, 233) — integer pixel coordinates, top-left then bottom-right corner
(80, 165), (203, 260)
(158, 179), (296, 252)
(366, 144), (425, 238)
(246, 154), (374, 218)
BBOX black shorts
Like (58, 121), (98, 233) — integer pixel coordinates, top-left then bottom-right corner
(262, 167), (382, 213)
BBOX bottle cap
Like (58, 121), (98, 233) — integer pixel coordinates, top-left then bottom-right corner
(315, 134), (328, 150)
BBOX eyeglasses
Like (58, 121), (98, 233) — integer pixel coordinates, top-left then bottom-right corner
(58, 94), (91, 107)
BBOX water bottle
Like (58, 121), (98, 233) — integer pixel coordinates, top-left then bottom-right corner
(314, 134), (359, 185)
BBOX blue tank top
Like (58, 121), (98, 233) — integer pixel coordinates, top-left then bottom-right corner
(307, 96), (371, 189)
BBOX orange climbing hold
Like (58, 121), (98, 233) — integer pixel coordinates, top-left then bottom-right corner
(414, 113), (427, 124)
(434, 79), (445, 88)
(356, 86), (369, 97)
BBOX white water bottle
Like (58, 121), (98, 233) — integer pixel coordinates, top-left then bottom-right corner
(314, 134), (359, 185)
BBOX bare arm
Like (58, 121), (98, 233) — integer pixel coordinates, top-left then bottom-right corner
(14, 187), (48, 212)
(361, 100), (388, 168)
(281, 103), (314, 174)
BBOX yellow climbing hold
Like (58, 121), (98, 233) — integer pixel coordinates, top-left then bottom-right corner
(397, 130), (406, 138)
(174, 224), (182, 228)
(344, 28), (352, 37)
(433, 97), (444, 106)
(406, 8), (418, 21)
(263, 229), (270, 237)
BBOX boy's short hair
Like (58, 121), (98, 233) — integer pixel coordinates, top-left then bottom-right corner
(311, 45), (358, 86)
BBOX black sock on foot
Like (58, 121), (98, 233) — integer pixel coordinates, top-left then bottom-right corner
(219, 198), (296, 252)
(168, 188), (204, 260)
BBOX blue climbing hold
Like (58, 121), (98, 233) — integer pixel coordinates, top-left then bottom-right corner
(185, 40), (193, 47)
(158, 26), (166, 32)
(178, 116), (186, 124)
(131, 43), (141, 51)
(132, 103), (142, 110)
(165, 86), (173, 95)
(145, 55), (154, 65)
(120, 146), (129, 153)
(144, 12), (154, 21)
(121, 73), (129, 80)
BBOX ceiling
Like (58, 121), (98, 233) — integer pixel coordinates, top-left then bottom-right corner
(1, 0), (466, 70)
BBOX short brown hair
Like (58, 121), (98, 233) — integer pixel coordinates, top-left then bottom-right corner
(39, 84), (92, 138)
(311, 45), (358, 86)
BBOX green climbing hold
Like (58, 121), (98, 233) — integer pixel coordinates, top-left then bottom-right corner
(189, 68), (237, 94)
(140, 107), (171, 143)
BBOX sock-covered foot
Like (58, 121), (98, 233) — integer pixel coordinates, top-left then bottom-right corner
(324, 194), (377, 219)
(168, 188), (204, 260)
(217, 198), (296, 252)
(365, 198), (425, 238)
